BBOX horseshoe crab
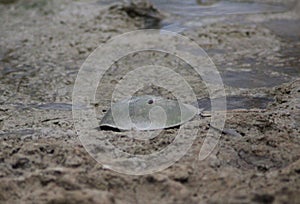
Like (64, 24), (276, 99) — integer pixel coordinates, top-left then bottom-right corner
(99, 95), (202, 131)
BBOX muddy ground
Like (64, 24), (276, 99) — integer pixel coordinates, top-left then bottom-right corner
(0, 0), (299, 203)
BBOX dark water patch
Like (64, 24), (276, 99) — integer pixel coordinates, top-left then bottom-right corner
(196, 0), (221, 6)
(96, 0), (116, 6)
(210, 48), (298, 88)
(150, 0), (288, 29)
(33, 103), (88, 111)
(0, 129), (35, 137)
(221, 70), (290, 88)
(147, 0), (296, 89)
(245, 13), (300, 83)
(210, 55), (294, 88)
(34, 103), (73, 111)
(272, 64), (300, 77)
(151, 0), (288, 17)
(275, 43), (300, 77)
(264, 19), (300, 42)
(198, 95), (274, 111)
(205, 48), (226, 55)
(10, 103), (81, 111)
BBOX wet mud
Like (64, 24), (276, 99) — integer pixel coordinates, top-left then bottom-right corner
(0, 0), (299, 203)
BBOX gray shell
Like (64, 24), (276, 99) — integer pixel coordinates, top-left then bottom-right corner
(100, 95), (200, 131)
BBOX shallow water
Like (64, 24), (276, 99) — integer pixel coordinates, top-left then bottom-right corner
(150, 0), (289, 28)
(198, 95), (274, 111)
(151, 0), (287, 16)
(0, 129), (35, 137)
(148, 0), (299, 89)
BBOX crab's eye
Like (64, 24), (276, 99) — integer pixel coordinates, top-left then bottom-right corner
(148, 99), (154, 104)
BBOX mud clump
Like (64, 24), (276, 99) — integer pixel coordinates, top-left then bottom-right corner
(108, 0), (163, 28)
(0, 0), (18, 4)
